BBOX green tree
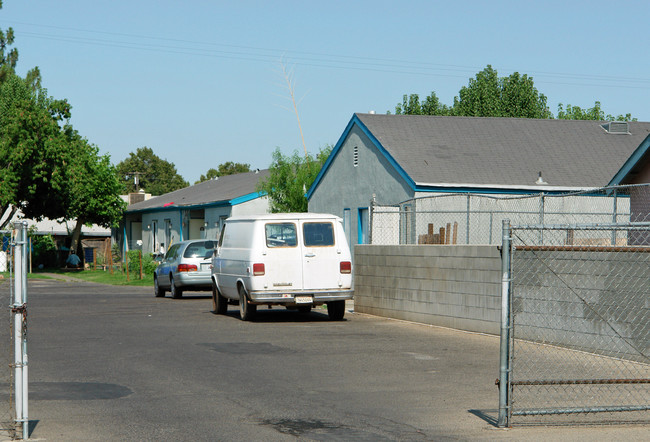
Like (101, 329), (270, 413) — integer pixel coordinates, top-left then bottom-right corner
(0, 75), (72, 224)
(394, 92), (451, 116)
(454, 66), (551, 118)
(257, 146), (332, 213)
(64, 131), (126, 255)
(116, 147), (188, 195)
(195, 161), (250, 184)
(556, 101), (635, 121)
(392, 65), (630, 120)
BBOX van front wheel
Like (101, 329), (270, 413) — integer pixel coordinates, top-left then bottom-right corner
(239, 286), (256, 321)
(327, 300), (345, 321)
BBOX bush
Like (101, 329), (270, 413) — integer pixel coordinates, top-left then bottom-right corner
(125, 250), (158, 277)
(29, 229), (58, 268)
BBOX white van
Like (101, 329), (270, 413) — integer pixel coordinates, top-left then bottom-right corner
(211, 213), (353, 321)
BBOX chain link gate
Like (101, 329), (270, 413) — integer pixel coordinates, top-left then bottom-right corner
(498, 220), (650, 426)
(0, 223), (29, 439)
(0, 228), (15, 438)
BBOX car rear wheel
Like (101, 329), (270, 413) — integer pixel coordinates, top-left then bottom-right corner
(212, 281), (228, 314)
(171, 276), (183, 299)
(238, 285), (256, 321)
(327, 300), (345, 321)
(154, 276), (165, 298)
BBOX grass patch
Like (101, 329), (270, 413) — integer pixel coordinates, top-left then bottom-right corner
(31, 268), (153, 287)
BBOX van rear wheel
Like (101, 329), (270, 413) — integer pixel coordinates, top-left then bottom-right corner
(212, 281), (228, 314)
(239, 286), (256, 321)
(327, 300), (345, 321)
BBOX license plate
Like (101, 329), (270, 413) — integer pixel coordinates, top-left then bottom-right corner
(295, 296), (313, 304)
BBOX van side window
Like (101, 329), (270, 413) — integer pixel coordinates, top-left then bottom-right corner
(303, 222), (334, 247)
(265, 223), (297, 248)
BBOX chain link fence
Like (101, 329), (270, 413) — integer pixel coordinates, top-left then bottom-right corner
(370, 184), (650, 245)
(498, 221), (650, 426)
(0, 229), (16, 439)
(0, 224), (29, 439)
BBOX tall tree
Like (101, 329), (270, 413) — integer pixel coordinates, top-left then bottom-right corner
(116, 147), (188, 195)
(394, 92), (451, 116)
(257, 145), (331, 213)
(195, 161), (250, 184)
(392, 65), (629, 121)
(64, 131), (126, 255)
(0, 75), (71, 224)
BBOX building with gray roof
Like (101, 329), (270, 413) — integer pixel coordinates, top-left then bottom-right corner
(123, 170), (270, 254)
(307, 113), (650, 247)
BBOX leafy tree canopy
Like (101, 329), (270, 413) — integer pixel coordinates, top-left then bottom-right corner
(392, 65), (633, 121)
(257, 146), (332, 213)
(0, 4), (125, 235)
(195, 161), (250, 184)
(116, 147), (189, 195)
(0, 73), (125, 235)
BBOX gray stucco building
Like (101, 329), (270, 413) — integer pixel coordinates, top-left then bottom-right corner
(307, 113), (650, 247)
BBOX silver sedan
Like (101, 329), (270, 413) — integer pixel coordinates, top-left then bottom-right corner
(153, 239), (215, 298)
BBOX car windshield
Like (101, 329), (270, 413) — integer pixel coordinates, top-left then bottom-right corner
(183, 241), (214, 259)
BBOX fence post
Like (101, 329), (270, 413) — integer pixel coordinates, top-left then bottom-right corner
(466, 194), (471, 244)
(539, 193), (545, 245)
(13, 221), (28, 439)
(498, 219), (512, 428)
(611, 189), (617, 245)
(369, 194), (375, 245)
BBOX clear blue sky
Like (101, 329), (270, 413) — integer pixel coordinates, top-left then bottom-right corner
(2, 1), (649, 184)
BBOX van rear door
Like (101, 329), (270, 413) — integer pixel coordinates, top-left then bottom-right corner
(263, 222), (303, 291)
(300, 220), (341, 291)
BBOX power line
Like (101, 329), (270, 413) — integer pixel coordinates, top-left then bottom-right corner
(4, 20), (650, 90)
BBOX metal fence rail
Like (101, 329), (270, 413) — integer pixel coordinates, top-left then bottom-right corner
(499, 220), (650, 426)
(370, 184), (650, 246)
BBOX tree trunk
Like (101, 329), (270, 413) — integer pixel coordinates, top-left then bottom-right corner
(69, 219), (85, 257)
(0, 205), (18, 230)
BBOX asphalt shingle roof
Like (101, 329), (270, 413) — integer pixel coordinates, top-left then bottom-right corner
(355, 113), (650, 188)
(126, 169), (269, 212)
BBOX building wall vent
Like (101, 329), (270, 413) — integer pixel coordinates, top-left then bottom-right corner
(353, 146), (359, 167)
(601, 121), (629, 134)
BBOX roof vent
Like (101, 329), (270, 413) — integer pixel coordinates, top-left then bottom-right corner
(601, 121), (629, 134)
(535, 171), (548, 185)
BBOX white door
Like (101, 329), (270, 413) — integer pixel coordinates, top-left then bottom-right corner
(263, 222), (303, 291)
(301, 220), (340, 291)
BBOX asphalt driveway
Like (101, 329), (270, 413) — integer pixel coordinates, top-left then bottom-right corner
(0, 278), (646, 441)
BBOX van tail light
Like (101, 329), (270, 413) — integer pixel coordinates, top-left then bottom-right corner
(177, 264), (198, 272)
(340, 261), (351, 274)
(253, 263), (265, 276)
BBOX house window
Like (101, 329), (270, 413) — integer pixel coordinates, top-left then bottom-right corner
(353, 146), (359, 167)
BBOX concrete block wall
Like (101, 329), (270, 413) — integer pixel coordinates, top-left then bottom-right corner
(354, 245), (502, 335)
